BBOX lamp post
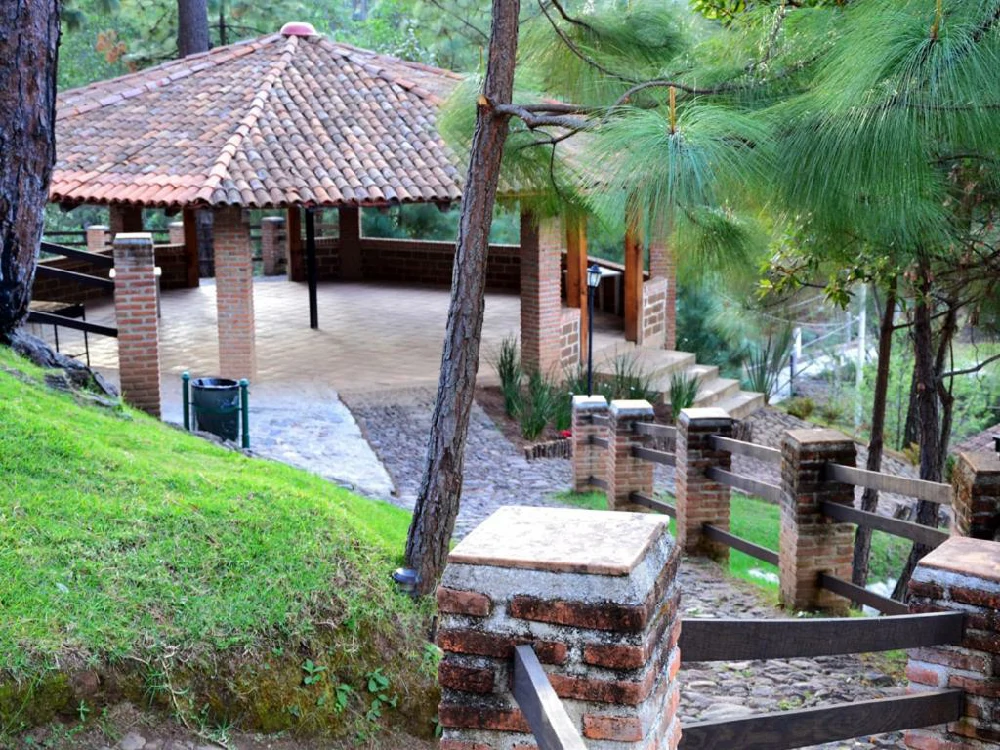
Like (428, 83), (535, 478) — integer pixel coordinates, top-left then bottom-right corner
(587, 263), (603, 396)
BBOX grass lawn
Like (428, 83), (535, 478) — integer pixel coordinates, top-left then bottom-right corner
(0, 348), (434, 740)
(553, 490), (909, 595)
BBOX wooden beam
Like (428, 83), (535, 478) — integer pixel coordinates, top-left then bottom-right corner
(182, 208), (199, 287)
(679, 611), (964, 663)
(565, 216), (588, 363)
(512, 646), (587, 750)
(702, 524), (780, 566)
(287, 206), (304, 282)
(623, 214), (643, 342)
(824, 463), (953, 505)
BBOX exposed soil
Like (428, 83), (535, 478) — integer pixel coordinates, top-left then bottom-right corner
(474, 384), (565, 451)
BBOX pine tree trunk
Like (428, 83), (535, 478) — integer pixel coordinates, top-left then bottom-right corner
(0, 0), (61, 342)
(892, 260), (942, 601)
(404, 0), (521, 596)
(177, 0), (210, 57)
(851, 281), (896, 586)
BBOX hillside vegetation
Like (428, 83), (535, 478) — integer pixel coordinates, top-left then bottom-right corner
(0, 347), (436, 743)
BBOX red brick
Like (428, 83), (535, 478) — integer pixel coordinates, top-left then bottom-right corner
(438, 662), (495, 694)
(437, 629), (567, 664)
(438, 587), (492, 617)
(438, 704), (530, 733)
(511, 595), (646, 633)
(582, 714), (643, 741)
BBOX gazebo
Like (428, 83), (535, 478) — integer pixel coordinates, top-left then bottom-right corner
(50, 22), (677, 415)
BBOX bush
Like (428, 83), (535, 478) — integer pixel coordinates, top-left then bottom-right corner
(492, 335), (522, 417)
(519, 369), (558, 440)
(785, 396), (815, 420)
(669, 371), (700, 417)
(602, 353), (659, 403)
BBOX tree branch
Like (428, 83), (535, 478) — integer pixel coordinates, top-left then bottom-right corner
(941, 351), (1000, 378)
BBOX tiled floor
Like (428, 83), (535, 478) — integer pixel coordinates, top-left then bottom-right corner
(49, 278), (626, 398)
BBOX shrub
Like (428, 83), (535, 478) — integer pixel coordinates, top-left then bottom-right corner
(492, 335), (522, 417)
(744, 327), (794, 403)
(603, 353), (659, 403)
(669, 371), (700, 417)
(784, 396), (815, 420)
(519, 369), (557, 440)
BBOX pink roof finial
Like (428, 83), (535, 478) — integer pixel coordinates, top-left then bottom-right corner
(279, 21), (318, 37)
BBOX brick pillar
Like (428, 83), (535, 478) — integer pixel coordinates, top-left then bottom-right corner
(213, 206), (256, 380)
(437, 506), (681, 750)
(606, 399), (655, 512)
(905, 536), (1000, 749)
(952, 451), (1000, 540)
(260, 217), (286, 276)
(637, 278), (668, 349)
(168, 221), (185, 245)
(339, 206), (363, 281)
(779, 429), (856, 612)
(109, 204), (143, 239)
(571, 395), (609, 493)
(520, 211), (563, 375)
(113, 233), (161, 417)
(86, 225), (109, 252)
(649, 236), (676, 350)
(676, 407), (734, 561)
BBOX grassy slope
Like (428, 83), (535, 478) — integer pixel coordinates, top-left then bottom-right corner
(0, 348), (432, 736)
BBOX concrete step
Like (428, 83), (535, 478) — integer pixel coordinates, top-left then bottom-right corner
(692, 377), (742, 408)
(716, 390), (767, 420)
(650, 364), (719, 402)
(594, 344), (696, 380)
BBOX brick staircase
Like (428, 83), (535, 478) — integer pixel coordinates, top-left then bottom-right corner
(593, 343), (765, 420)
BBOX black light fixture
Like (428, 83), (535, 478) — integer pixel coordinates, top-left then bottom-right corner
(393, 566), (419, 596)
(993, 435), (1000, 455)
(586, 263), (603, 396)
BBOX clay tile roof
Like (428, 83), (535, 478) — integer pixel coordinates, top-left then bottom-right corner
(51, 32), (466, 209)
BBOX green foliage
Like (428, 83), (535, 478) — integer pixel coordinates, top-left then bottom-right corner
(784, 396), (815, 420)
(519, 369), (558, 440)
(676, 281), (747, 376)
(669, 371), (700, 416)
(491, 335), (523, 418)
(744, 327), (793, 403)
(600, 353), (659, 403)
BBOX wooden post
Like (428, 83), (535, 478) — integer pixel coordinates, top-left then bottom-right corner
(182, 208), (200, 288)
(287, 206), (304, 282)
(565, 215), (588, 362)
(624, 212), (643, 343)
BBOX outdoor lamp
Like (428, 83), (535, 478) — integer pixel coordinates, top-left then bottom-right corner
(586, 263), (602, 396)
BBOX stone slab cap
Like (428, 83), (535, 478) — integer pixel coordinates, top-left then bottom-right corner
(572, 394), (608, 411)
(957, 450), (1000, 474)
(112, 232), (154, 246)
(678, 407), (730, 425)
(610, 399), (655, 418)
(449, 505), (667, 576)
(785, 427), (853, 446)
(916, 536), (1000, 584)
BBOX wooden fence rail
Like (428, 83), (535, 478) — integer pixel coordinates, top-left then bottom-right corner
(705, 467), (783, 503)
(818, 573), (908, 615)
(820, 501), (950, 549)
(629, 491), (677, 517)
(512, 646), (587, 750)
(632, 445), (677, 467)
(679, 611), (963, 662)
(635, 422), (677, 440)
(702, 524), (779, 566)
(708, 435), (782, 464)
(40, 241), (114, 268)
(678, 690), (963, 750)
(824, 463), (952, 505)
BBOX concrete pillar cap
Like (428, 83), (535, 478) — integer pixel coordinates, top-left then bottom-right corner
(572, 394), (608, 410)
(610, 399), (654, 418)
(113, 232), (154, 246)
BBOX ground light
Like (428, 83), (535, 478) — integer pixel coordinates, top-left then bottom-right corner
(587, 263), (603, 396)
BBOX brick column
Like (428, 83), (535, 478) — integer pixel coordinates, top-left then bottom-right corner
(339, 206), (363, 281)
(779, 429), (856, 612)
(437, 506), (681, 750)
(109, 204), (143, 239)
(520, 211), (564, 375)
(649, 236), (676, 350)
(906, 536), (1000, 748)
(86, 225), (109, 252)
(676, 407), (734, 561)
(637, 278), (668, 349)
(168, 221), (185, 245)
(260, 217), (286, 276)
(952, 451), (1000, 540)
(213, 206), (256, 380)
(571, 395), (609, 493)
(112, 233), (161, 417)
(606, 399), (655, 512)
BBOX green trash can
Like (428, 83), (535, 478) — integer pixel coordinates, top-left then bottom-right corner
(190, 377), (241, 441)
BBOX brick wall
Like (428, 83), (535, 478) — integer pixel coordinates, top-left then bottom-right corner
(571, 396), (608, 493)
(638, 277), (668, 349)
(676, 407), (734, 561)
(649, 237), (676, 350)
(521, 214), (567, 375)
(154, 244), (190, 289)
(606, 399), (656, 512)
(213, 206), (256, 380)
(437, 506), (681, 750)
(906, 536), (1000, 748)
(952, 451), (1000, 540)
(779, 428), (856, 613)
(112, 233), (160, 417)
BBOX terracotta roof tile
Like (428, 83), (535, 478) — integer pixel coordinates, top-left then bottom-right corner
(52, 32), (464, 209)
